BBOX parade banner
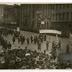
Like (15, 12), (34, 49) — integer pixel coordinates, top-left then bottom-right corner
(39, 29), (61, 35)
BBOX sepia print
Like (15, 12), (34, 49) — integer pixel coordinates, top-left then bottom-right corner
(0, 3), (71, 69)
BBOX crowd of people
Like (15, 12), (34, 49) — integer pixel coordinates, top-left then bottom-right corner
(12, 30), (49, 52)
(0, 28), (71, 69)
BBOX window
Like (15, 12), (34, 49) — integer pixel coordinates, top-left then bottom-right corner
(61, 4), (64, 9)
(63, 12), (65, 21)
(66, 12), (69, 20)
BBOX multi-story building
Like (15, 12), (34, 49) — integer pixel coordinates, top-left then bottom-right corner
(19, 4), (34, 31)
(0, 4), (19, 29)
(19, 4), (72, 35)
(3, 4), (19, 29)
(0, 4), (72, 33)
(0, 5), (5, 25)
(51, 4), (72, 32)
(19, 4), (53, 32)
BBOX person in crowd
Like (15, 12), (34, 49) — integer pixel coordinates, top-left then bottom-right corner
(40, 36), (43, 43)
(20, 35), (25, 45)
(18, 35), (23, 44)
(24, 46), (28, 53)
(39, 34), (43, 43)
(38, 40), (41, 51)
(44, 34), (46, 41)
(3, 40), (8, 50)
(34, 36), (37, 44)
(30, 36), (33, 43)
(44, 50), (46, 55)
(8, 42), (11, 49)
(18, 37), (20, 44)
(22, 36), (25, 44)
(46, 41), (49, 50)
(66, 44), (70, 54)
(27, 38), (29, 45)
(12, 36), (15, 44)
(51, 41), (57, 60)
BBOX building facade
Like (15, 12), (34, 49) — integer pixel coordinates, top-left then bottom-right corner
(0, 4), (19, 29)
(51, 4), (72, 32)
(3, 4), (19, 29)
(19, 4), (33, 31)
(19, 4), (54, 32)
(19, 4), (72, 33)
(0, 4), (72, 33)
(0, 5), (5, 25)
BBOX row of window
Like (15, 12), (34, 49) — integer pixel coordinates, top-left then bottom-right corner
(51, 4), (72, 10)
(33, 4), (72, 10)
(51, 12), (72, 21)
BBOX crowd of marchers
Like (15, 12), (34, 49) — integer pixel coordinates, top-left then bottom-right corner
(0, 28), (71, 69)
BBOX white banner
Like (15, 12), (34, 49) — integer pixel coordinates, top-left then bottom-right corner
(39, 29), (61, 35)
